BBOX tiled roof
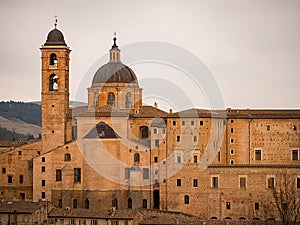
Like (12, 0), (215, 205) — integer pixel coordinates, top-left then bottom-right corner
(130, 106), (169, 118)
(48, 208), (134, 219)
(138, 210), (203, 225)
(0, 201), (39, 213)
(69, 106), (300, 119)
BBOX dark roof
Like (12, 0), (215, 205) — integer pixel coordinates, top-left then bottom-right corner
(84, 121), (121, 139)
(69, 105), (168, 118)
(44, 28), (67, 46)
(0, 201), (39, 213)
(92, 62), (138, 85)
(48, 208), (134, 219)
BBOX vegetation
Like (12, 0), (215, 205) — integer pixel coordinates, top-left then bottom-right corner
(0, 101), (41, 126)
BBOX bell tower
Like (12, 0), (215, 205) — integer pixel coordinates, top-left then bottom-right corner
(40, 21), (71, 153)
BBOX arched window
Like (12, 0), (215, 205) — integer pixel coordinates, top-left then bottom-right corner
(112, 199), (118, 209)
(49, 74), (58, 91)
(140, 126), (149, 139)
(134, 153), (140, 163)
(127, 197), (132, 209)
(184, 195), (189, 204)
(64, 153), (71, 162)
(84, 199), (89, 209)
(94, 93), (98, 108)
(142, 199), (147, 209)
(107, 92), (115, 106)
(125, 92), (132, 108)
(50, 53), (57, 66)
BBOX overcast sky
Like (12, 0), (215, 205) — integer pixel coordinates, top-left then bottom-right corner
(0, 0), (299, 110)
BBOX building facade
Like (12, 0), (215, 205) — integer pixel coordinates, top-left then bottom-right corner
(1, 24), (300, 222)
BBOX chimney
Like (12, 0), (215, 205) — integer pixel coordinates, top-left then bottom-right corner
(154, 102), (158, 108)
(169, 109), (173, 114)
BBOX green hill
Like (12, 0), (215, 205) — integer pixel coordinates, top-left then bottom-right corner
(0, 101), (41, 126)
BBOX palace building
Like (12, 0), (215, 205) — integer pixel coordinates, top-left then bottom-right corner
(0, 24), (300, 222)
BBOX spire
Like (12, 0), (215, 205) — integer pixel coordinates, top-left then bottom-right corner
(112, 31), (118, 49)
(109, 33), (121, 62)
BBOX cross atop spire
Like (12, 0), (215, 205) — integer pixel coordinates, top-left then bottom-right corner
(54, 15), (58, 29)
(112, 31), (118, 49)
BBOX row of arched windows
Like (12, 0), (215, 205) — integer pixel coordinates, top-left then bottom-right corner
(106, 92), (132, 108)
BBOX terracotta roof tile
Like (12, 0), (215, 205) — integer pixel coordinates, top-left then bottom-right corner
(0, 201), (40, 213)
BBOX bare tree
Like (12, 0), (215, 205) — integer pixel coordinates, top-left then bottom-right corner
(263, 174), (300, 225)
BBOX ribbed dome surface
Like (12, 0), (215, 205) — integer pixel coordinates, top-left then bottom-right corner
(92, 62), (138, 85)
(44, 28), (66, 46)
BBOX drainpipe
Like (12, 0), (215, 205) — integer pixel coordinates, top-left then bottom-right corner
(248, 119), (253, 164)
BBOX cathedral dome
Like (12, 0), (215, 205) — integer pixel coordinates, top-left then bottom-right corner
(92, 36), (138, 86)
(44, 28), (67, 46)
(92, 62), (138, 85)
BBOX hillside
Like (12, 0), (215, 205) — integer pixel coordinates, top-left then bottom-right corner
(0, 101), (41, 140)
(0, 101), (41, 126)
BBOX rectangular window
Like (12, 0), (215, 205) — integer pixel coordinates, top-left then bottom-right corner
(226, 202), (231, 210)
(8, 175), (13, 184)
(230, 149), (234, 155)
(297, 177), (300, 189)
(182, 121), (185, 126)
(177, 179), (181, 187)
(19, 175), (24, 184)
(73, 199), (78, 208)
(154, 156), (158, 163)
(91, 220), (97, 225)
(162, 128), (166, 134)
(230, 138), (234, 144)
(212, 177), (218, 188)
(191, 121), (195, 126)
(255, 150), (262, 160)
(153, 128), (158, 134)
(173, 121), (176, 126)
(42, 157), (45, 162)
(19, 193), (25, 200)
(154, 139), (159, 147)
(218, 151), (221, 162)
(42, 180), (45, 186)
(200, 121), (204, 126)
(240, 177), (246, 189)
(28, 160), (33, 170)
(266, 125), (270, 131)
(177, 136), (180, 142)
(230, 119), (234, 123)
(230, 128), (234, 133)
(41, 192), (46, 199)
(41, 166), (45, 172)
(18, 151), (22, 156)
(193, 136), (197, 142)
(154, 170), (158, 175)
(143, 168), (149, 179)
(74, 168), (81, 182)
(267, 177), (275, 189)
(255, 202), (259, 210)
(2, 167), (6, 174)
(177, 155), (182, 163)
(58, 199), (62, 208)
(193, 179), (198, 187)
(125, 168), (130, 179)
(292, 150), (299, 161)
(56, 169), (62, 181)
(70, 219), (75, 225)
(293, 125), (297, 131)
(193, 155), (198, 163)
